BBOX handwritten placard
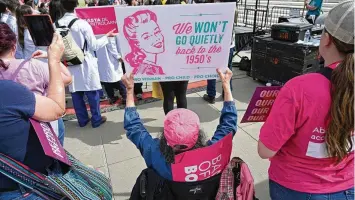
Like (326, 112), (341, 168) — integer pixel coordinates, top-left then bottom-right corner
(171, 133), (232, 182)
(114, 3), (235, 82)
(240, 86), (282, 123)
(29, 119), (71, 166)
(76, 6), (119, 35)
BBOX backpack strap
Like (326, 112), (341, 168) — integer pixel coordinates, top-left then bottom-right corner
(68, 18), (79, 29)
(318, 67), (333, 81)
(55, 21), (66, 29)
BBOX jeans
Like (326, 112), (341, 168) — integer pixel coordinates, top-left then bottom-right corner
(159, 81), (188, 115)
(57, 118), (65, 146)
(101, 81), (127, 99)
(269, 180), (355, 200)
(71, 90), (102, 128)
(0, 161), (63, 200)
(0, 189), (44, 200)
(207, 47), (234, 97)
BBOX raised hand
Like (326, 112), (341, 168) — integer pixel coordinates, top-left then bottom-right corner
(217, 68), (233, 87)
(121, 73), (135, 91)
(106, 29), (118, 37)
(217, 68), (233, 101)
(47, 33), (64, 64)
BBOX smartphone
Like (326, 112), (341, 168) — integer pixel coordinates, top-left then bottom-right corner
(24, 14), (54, 47)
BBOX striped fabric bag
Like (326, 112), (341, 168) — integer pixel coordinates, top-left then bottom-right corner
(0, 151), (113, 200)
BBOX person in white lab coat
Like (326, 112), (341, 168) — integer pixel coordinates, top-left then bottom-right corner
(91, 0), (126, 105)
(15, 5), (36, 59)
(0, 0), (18, 32)
(59, 0), (116, 128)
(1, 0), (20, 58)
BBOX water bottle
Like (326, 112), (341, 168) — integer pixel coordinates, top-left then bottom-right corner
(304, 30), (311, 43)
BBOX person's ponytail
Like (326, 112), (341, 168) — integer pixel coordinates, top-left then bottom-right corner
(326, 37), (354, 162)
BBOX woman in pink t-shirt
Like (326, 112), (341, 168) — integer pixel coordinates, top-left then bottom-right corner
(258, 1), (354, 200)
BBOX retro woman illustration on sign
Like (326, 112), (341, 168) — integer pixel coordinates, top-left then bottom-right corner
(123, 10), (165, 75)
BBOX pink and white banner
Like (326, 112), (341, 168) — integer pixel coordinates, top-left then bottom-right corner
(75, 6), (119, 35)
(30, 119), (71, 166)
(171, 133), (232, 182)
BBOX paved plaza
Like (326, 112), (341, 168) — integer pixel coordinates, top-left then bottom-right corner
(64, 65), (271, 200)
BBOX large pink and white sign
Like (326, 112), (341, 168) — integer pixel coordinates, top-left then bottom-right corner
(76, 6), (118, 35)
(114, 4), (235, 82)
(30, 119), (71, 166)
(171, 133), (232, 182)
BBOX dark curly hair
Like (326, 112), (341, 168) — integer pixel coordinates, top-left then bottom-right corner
(159, 130), (207, 164)
(0, 22), (16, 70)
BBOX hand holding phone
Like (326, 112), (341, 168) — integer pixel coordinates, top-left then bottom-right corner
(48, 33), (65, 64)
(24, 14), (54, 47)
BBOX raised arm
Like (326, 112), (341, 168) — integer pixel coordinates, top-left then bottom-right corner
(208, 68), (238, 145)
(122, 73), (156, 164)
(32, 33), (66, 122)
(82, 21), (117, 52)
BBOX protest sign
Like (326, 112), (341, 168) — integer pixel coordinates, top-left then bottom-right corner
(171, 133), (232, 182)
(114, 3), (235, 82)
(30, 119), (71, 166)
(76, 6), (118, 35)
(240, 86), (282, 123)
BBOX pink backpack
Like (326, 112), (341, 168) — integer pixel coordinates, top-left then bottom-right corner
(215, 157), (259, 200)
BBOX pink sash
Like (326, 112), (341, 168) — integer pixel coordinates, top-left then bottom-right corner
(171, 133), (232, 182)
(29, 119), (71, 166)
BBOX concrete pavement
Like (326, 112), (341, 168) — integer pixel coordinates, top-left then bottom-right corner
(63, 67), (271, 200)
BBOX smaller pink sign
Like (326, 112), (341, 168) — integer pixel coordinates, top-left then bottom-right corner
(75, 6), (118, 35)
(240, 86), (282, 123)
(29, 119), (71, 166)
(171, 133), (232, 182)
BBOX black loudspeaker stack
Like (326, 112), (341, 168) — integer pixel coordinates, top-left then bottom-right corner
(251, 35), (323, 85)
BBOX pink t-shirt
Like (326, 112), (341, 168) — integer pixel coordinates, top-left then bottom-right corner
(0, 59), (49, 95)
(260, 66), (354, 193)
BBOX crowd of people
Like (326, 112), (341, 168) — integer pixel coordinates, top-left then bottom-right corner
(0, 0), (353, 199)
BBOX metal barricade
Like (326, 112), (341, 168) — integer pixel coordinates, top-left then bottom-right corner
(268, 6), (303, 28)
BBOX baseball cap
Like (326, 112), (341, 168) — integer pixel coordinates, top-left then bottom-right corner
(163, 109), (200, 151)
(324, 0), (354, 44)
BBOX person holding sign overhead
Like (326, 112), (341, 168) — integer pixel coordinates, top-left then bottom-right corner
(122, 68), (237, 181)
(0, 32), (66, 199)
(258, 1), (354, 199)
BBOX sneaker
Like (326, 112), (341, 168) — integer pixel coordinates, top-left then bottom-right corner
(109, 97), (118, 105)
(136, 93), (143, 100)
(203, 94), (215, 104)
(93, 116), (107, 128)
